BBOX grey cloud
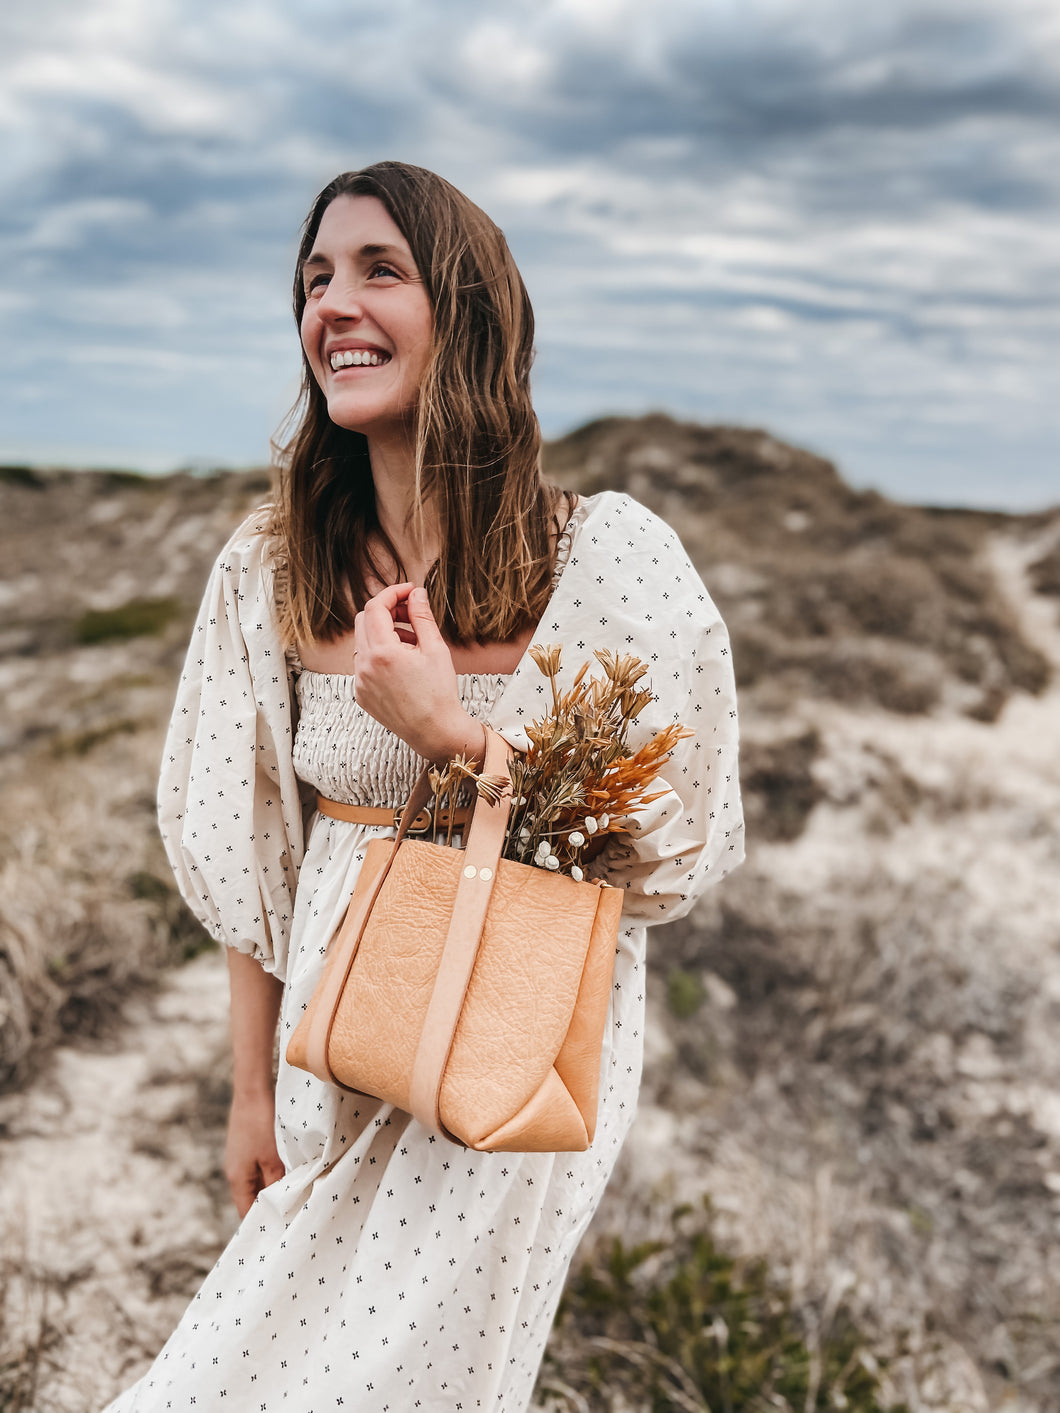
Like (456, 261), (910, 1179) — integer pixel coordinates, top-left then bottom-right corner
(0, 0), (1056, 507)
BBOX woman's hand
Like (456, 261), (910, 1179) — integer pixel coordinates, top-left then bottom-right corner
(353, 583), (486, 763)
(225, 1090), (285, 1218)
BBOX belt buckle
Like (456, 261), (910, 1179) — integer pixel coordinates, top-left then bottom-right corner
(398, 806), (433, 835)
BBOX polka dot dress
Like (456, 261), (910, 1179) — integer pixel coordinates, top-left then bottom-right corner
(104, 492), (743, 1412)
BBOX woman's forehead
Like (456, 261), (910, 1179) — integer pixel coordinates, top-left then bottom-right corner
(308, 194), (412, 259)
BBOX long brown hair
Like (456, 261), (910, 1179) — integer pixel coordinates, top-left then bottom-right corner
(269, 161), (566, 647)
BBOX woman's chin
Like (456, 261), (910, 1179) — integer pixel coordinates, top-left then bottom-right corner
(325, 398), (417, 443)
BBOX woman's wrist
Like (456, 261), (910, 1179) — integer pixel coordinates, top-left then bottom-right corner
(422, 710), (487, 767)
(231, 1076), (277, 1104)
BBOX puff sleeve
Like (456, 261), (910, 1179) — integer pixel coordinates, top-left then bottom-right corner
(157, 510), (307, 980)
(592, 508), (743, 922)
(489, 491), (744, 925)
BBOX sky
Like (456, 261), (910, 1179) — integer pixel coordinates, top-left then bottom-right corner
(1, 0), (1058, 510)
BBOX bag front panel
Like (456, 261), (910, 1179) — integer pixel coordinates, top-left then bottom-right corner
(440, 862), (612, 1144)
(326, 839), (461, 1107)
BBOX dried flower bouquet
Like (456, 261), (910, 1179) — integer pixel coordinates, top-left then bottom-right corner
(427, 645), (692, 880)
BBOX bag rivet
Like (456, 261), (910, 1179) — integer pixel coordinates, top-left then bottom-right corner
(463, 864), (478, 879)
(479, 867), (493, 882)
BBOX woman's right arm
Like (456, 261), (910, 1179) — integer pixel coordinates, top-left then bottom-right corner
(225, 948), (285, 1218)
(157, 516), (308, 1214)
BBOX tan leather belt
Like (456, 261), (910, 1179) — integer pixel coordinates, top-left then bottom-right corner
(315, 794), (473, 836)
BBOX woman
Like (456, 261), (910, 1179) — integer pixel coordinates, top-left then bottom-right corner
(106, 161), (743, 1411)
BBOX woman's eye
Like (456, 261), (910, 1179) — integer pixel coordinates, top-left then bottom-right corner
(369, 263), (400, 280)
(306, 272), (330, 295)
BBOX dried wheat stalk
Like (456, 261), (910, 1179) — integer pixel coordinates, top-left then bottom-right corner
(428, 645), (691, 879)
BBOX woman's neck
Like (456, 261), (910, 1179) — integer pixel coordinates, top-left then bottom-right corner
(367, 435), (439, 585)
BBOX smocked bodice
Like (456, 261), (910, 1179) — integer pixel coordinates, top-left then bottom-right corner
(292, 671), (509, 807)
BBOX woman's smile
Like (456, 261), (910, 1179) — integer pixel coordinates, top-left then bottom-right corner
(327, 344), (391, 370)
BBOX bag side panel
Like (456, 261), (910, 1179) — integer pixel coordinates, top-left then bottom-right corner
(440, 862), (600, 1145)
(285, 837), (395, 1073)
(469, 1065), (590, 1153)
(551, 886), (624, 1142)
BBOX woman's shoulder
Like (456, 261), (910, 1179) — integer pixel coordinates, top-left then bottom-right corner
(207, 505), (284, 594)
(568, 489), (725, 622)
(568, 489), (685, 550)
(203, 504), (288, 628)
(217, 503), (276, 561)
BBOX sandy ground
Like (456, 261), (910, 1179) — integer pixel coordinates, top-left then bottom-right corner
(0, 953), (235, 1411)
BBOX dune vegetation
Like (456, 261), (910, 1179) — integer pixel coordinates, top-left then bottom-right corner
(2, 420), (1058, 1411)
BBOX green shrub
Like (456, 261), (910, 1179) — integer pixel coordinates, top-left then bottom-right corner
(50, 718), (141, 757)
(540, 1202), (907, 1412)
(72, 597), (183, 645)
(667, 968), (706, 1021)
(0, 465), (44, 489)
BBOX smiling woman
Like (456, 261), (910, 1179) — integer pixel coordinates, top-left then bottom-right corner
(99, 160), (744, 1412)
(299, 196), (433, 450)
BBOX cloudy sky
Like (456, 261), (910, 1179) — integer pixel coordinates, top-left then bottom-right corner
(1, 0), (1057, 509)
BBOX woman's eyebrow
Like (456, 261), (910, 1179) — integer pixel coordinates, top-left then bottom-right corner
(303, 242), (409, 270)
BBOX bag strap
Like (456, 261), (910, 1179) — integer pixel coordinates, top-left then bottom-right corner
(408, 725), (513, 1138)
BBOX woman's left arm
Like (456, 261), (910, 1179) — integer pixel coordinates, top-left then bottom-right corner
(592, 533), (745, 923)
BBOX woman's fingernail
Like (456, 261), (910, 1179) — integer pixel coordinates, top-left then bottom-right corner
(412, 586), (427, 605)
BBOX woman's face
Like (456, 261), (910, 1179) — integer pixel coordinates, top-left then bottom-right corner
(300, 194), (433, 442)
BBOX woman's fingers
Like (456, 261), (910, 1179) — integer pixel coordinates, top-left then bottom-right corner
(360, 583), (446, 654)
(359, 583), (417, 650)
(227, 1154), (284, 1218)
(404, 585), (447, 648)
(351, 581), (467, 758)
(262, 1154), (286, 1186)
(229, 1170), (259, 1219)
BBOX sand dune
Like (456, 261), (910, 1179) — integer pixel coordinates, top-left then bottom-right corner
(1, 423), (1058, 1410)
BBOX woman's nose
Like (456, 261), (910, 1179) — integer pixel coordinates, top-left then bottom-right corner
(317, 276), (364, 322)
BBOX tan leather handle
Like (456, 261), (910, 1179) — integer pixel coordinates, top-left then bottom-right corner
(408, 726), (514, 1138)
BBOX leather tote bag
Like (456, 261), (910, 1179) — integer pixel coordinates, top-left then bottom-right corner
(287, 727), (624, 1152)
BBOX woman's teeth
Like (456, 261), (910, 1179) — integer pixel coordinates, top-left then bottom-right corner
(329, 350), (388, 369)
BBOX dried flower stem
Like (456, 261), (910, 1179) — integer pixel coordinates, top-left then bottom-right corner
(427, 645), (690, 879)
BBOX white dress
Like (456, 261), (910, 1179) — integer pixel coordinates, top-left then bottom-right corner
(103, 490), (743, 1412)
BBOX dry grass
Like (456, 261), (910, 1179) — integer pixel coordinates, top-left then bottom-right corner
(0, 725), (209, 1094)
(0, 465), (268, 1093)
(538, 1201), (907, 1413)
(432, 645), (690, 875)
(0, 1233), (57, 1413)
